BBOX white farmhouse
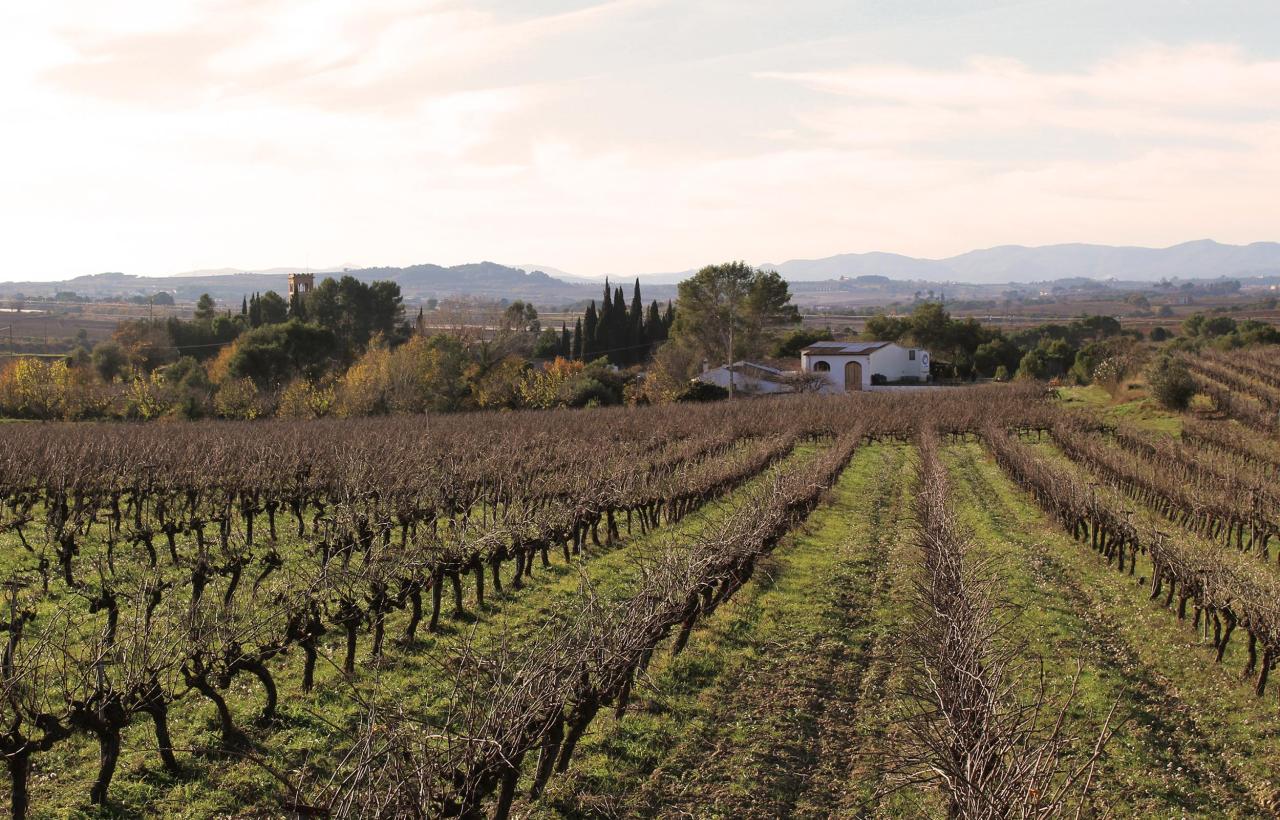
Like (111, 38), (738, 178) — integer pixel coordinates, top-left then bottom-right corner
(800, 341), (930, 392)
(695, 361), (792, 395)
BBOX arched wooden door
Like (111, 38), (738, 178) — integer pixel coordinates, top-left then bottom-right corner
(844, 360), (863, 391)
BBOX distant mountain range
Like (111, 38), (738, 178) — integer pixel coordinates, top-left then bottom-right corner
(0, 263), (617, 306)
(761, 240), (1280, 284)
(3, 240), (1279, 306)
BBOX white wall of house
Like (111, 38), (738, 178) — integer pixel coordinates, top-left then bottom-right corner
(696, 364), (790, 394)
(800, 353), (865, 391)
(801, 343), (930, 391)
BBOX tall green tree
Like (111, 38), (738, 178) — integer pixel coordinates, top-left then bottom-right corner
(671, 262), (799, 367)
(304, 276), (405, 359)
(595, 279), (612, 356)
(582, 302), (598, 359)
(630, 279), (644, 360)
(194, 293), (217, 322)
(645, 300), (663, 341)
(225, 320), (338, 387)
(613, 284), (628, 361)
(258, 291), (288, 325)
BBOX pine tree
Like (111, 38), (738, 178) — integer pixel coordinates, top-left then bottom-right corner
(572, 317), (583, 359)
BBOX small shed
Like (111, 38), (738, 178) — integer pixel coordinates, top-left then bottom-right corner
(800, 341), (930, 392)
(696, 361), (792, 395)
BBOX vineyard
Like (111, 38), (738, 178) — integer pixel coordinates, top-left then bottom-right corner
(4, 364), (1280, 819)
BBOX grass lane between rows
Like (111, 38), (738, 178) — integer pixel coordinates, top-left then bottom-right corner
(532, 442), (928, 819)
(947, 440), (1280, 817)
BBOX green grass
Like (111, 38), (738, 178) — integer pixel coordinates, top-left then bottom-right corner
(13, 425), (1280, 817)
(531, 442), (936, 819)
(946, 440), (1280, 817)
(1057, 384), (1182, 435)
(6, 443), (821, 818)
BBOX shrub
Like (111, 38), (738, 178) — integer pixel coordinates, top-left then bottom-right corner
(125, 374), (174, 420)
(1145, 355), (1197, 410)
(564, 378), (617, 408)
(278, 379), (336, 419)
(1091, 356), (1131, 398)
(772, 327), (833, 358)
(0, 357), (118, 420)
(214, 377), (264, 419)
(676, 381), (729, 402)
(1015, 349), (1047, 380)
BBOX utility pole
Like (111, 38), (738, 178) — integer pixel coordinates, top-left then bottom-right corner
(726, 277), (741, 399)
(728, 314), (734, 399)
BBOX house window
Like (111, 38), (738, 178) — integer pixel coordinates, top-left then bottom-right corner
(813, 360), (830, 372)
(909, 350), (916, 360)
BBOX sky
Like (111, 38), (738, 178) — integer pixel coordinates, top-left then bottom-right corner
(2, 0), (1279, 281)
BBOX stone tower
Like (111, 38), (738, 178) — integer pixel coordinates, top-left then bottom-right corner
(287, 273), (315, 301)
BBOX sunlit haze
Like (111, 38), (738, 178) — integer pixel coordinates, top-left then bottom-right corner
(3, 1), (1279, 281)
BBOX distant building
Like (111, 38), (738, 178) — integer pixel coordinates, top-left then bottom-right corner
(288, 273), (315, 301)
(696, 361), (793, 395)
(800, 341), (930, 391)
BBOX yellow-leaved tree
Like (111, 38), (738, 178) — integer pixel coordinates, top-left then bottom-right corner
(518, 357), (585, 409)
(0, 358), (71, 419)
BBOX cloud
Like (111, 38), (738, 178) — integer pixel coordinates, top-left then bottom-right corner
(2, 2), (1279, 280)
(40, 0), (665, 113)
(758, 45), (1280, 149)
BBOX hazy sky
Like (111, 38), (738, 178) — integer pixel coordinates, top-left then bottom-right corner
(3, 1), (1279, 281)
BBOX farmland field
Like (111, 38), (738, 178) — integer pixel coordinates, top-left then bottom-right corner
(4, 367), (1280, 819)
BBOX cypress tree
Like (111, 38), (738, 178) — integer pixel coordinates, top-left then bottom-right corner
(645, 299), (663, 346)
(241, 295), (248, 316)
(612, 285), (626, 364)
(583, 302), (598, 359)
(572, 318), (583, 359)
(560, 323), (571, 357)
(595, 279), (611, 356)
(628, 279), (644, 363)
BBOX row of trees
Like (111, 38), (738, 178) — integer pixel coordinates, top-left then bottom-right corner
(577, 279), (674, 365)
(0, 262), (811, 420)
(860, 303), (1141, 383)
